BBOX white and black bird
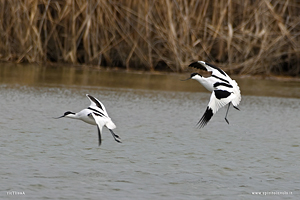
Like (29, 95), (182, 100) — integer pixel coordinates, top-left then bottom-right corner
(55, 94), (121, 146)
(183, 61), (241, 128)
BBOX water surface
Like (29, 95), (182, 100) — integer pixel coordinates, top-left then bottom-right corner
(1, 63), (299, 98)
(0, 64), (299, 199)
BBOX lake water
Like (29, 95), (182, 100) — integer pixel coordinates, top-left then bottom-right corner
(1, 64), (300, 199)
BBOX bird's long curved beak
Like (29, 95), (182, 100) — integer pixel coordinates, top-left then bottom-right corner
(180, 77), (191, 81)
(54, 115), (64, 119)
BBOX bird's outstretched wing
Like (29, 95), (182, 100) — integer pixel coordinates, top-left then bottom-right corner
(86, 94), (108, 116)
(197, 89), (234, 128)
(91, 112), (103, 146)
(91, 112), (121, 145)
(189, 61), (228, 79)
(96, 124), (102, 146)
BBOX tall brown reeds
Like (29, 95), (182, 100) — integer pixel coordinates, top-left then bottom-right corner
(0, 0), (299, 75)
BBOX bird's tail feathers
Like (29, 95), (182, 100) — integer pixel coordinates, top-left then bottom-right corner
(231, 80), (241, 107)
(106, 119), (116, 130)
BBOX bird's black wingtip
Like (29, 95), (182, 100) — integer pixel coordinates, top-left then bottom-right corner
(188, 61), (207, 71)
(196, 107), (213, 128)
(233, 106), (240, 111)
(97, 125), (102, 146)
(86, 94), (92, 99)
(188, 61), (199, 67)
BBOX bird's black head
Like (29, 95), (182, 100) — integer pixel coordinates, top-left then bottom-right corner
(190, 72), (202, 78)
(181, 72), (202, 81)
(55, 111), (75, 119)
(63, 111), (75, 116)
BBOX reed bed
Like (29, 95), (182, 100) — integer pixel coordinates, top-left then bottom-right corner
(0, 0), (299, 75)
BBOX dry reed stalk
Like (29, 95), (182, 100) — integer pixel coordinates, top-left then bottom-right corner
(0, 0), (299, 75)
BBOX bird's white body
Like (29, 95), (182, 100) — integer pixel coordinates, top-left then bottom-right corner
(56, 94), (121, 146)
(65, 107), (116, 128)
(191, 72), (241, 107)
(187, 61), (241, 127)
(65, 109), (97, 125)
(192, 76), (216, 92)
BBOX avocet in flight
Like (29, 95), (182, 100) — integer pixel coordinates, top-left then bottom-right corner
(56, 94), (121, 146)
(183, 61), (241, 128)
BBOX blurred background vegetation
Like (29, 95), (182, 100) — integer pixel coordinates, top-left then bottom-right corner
(0, 0), (299, 75)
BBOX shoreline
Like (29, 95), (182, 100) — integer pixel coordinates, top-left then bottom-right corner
(9, 61), (300, 82)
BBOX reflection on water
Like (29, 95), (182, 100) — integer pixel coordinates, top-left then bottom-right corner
(1, 63), (300, 199)
(0, 63), (299, 98)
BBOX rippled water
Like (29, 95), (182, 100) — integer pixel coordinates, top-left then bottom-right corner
(1, 64), (300, 199)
